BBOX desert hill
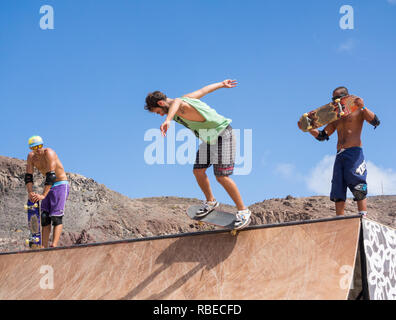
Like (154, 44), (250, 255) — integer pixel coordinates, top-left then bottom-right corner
(0, 155), (394, 252)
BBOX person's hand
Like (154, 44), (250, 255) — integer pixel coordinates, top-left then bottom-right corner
(28, 192), (35, 202)
(31, 193), (45, 202)
(297, 121), (302, 130)
(355, 97), (364, 109)
(160, 120), (171, 137)
(222, 79), (238, 88)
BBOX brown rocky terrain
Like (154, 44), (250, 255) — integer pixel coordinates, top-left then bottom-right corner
(0, 155), (395, 253)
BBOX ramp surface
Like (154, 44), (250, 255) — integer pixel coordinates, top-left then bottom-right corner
(0, 217), (361, 300)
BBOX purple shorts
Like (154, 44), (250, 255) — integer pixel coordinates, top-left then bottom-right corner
(41, 182), (70, 217)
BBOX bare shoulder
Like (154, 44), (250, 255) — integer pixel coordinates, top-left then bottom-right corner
(352, 108), (365, 121)
(27, 151), (34, 161)
(179, 99), (194, 110)
(44, 148), (57, 158)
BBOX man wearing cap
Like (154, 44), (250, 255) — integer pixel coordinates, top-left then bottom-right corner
(25, 136), (69, 248)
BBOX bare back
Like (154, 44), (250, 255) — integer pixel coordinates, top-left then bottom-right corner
(176, 100), (206, 122)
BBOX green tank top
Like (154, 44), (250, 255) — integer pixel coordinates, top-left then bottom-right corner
(173, 97), (232, 144)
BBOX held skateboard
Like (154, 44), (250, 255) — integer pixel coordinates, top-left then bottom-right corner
(298, 95), (361, 132)
(24, 200), (42, 249)
(187, 205), (249, 235)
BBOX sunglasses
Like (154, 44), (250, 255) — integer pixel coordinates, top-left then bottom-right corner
(30, 144), (43, 150)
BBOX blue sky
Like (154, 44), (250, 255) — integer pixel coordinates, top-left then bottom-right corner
(1, 0), (395, 206)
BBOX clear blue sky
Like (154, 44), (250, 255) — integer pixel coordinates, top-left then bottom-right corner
(1, 0), (395, 206)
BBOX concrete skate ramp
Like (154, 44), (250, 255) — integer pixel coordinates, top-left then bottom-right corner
(0, 216), (361, 300)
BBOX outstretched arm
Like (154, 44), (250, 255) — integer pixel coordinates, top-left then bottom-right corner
(183, 79), (237, 99)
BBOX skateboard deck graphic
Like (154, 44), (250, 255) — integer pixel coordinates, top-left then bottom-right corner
(298, 95), (361, 132)
(187, 205), (239, 233)
(24, 200), (42, 249)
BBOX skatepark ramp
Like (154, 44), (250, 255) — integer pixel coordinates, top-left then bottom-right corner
(0, 216), (394, 300)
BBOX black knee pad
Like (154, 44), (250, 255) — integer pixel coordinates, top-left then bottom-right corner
(51, 215), (63, 226)
(41, 211), (51, 227)
(352, 183), (367, 201)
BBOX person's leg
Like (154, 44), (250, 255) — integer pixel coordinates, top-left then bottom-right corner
(215, 175), (246, 211)
(335, 201), (346, 216)
(213, 125), (246, 209)
(193, 168), (219, 217)
(41, 211), (52, 248)
(345, 148), (368, 215)
(193, 168), (215, 202)
(51, 221), (63, 247)
(193, 140), (216, 202)
(41, 226), (51, 248)
(330, 152), (347, 215)
(40, 194), (52, 248)
(357, 199), (367, 212)
(47, 183), (69, 247)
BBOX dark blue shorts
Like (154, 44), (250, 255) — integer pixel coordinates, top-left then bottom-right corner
(330, 147), (367, 202)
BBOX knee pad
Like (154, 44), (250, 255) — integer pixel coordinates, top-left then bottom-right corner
(41, 211), (51, 227)
(51, 215), (63, 226)
(352, 183), (367, 201)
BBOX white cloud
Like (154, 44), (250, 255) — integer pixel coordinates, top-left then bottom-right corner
(337, 38), (356, 53)
(260, 150), (271, 167)
(306, 155), (335, 195)
(275, 163), (296, 179)
(387, 0), (396, 5)
(366, 161), (396, 195)
(306, 155), (396, 196)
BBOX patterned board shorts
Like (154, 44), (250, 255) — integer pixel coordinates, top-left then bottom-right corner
(193, 125), (236, 176)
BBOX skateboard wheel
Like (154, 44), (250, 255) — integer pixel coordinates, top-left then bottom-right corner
(307, 126), (312, 130)
(340, 112), (345, 116)
(24, 205), (28, 211)
(231, 230), (238, 236)
(34, 203), (38, 208)
(25, 239), (29, 245)
(303, 113), (308, 117)
(335, 98), (340, 103)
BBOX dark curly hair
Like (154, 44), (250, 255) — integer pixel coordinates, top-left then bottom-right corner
(144, 91), (167, 111)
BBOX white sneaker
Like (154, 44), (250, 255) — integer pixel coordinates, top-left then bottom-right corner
(234, 209), (251, 229)
(195, 200), (219, 218)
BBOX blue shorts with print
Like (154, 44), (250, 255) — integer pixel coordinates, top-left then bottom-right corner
(330, 147), (367, 202)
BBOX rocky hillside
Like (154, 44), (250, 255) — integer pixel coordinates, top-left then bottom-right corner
(0, 155), (395, 252)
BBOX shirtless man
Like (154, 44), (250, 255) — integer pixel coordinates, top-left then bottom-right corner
(144, 79), (251, 229)
(305, 87), (380, 216)
(25, 136), (69, 247)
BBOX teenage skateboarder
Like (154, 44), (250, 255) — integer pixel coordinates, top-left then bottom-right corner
(144, 80), (251, 229)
